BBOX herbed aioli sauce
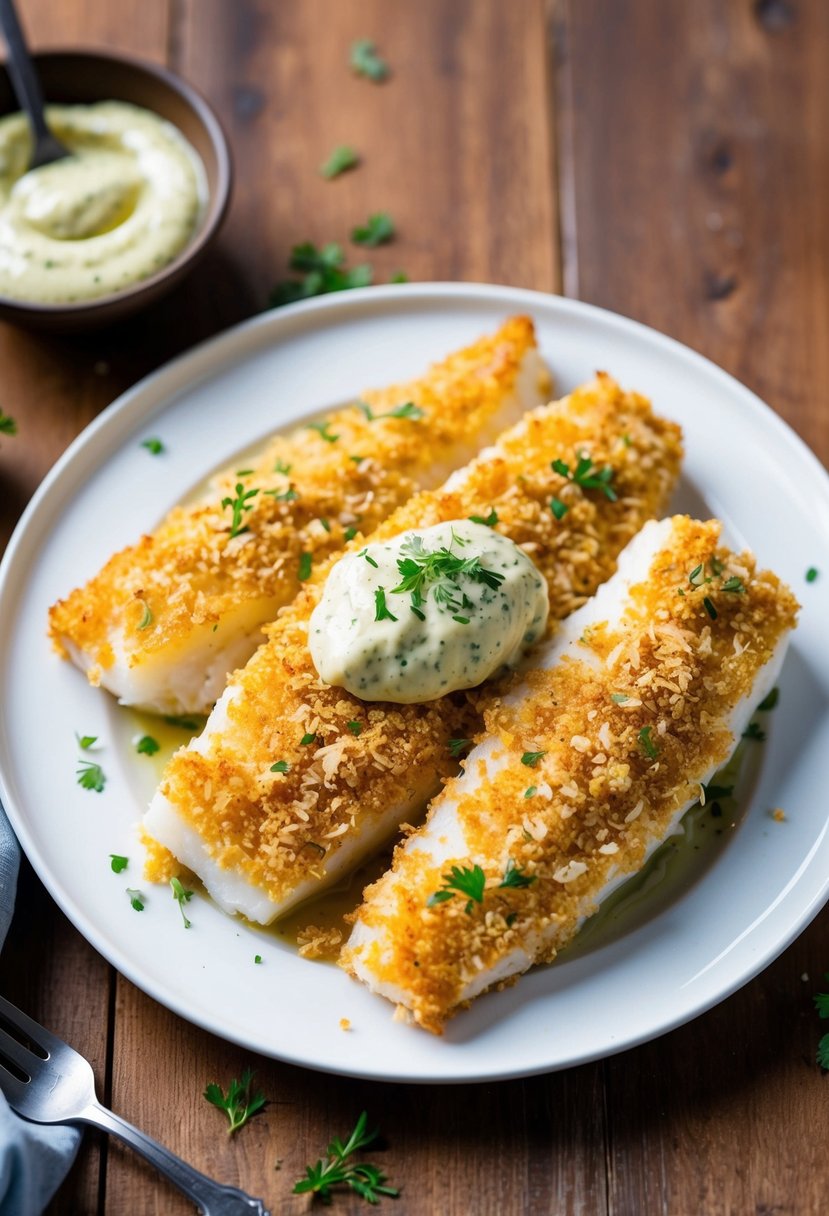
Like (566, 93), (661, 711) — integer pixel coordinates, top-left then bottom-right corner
(0, 101), (205, 303)
(309, 520), (549, 703)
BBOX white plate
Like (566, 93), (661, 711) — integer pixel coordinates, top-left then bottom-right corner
(1, 284), (828, 1084)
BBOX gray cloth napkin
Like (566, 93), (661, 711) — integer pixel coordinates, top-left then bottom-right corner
(0, 803), (81, 1215)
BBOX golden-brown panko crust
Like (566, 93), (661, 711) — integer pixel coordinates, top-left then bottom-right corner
(342, 518), (798, 1034)
(49, 316), (548, 671)
(155, 376), (683, 910)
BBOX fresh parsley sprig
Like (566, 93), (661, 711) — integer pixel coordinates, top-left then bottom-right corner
(170, 876), (193, 928)
(222, 482), (259, 538)
(352, 212), (395, 246)
(204, 1068), (267, 1135)
(428, 864), (486, 914)
(391, 535), (505, 616)
(269, 242), (373, 308)
(498, 859), (537, 890)
(350, 39), (390, 82)
(358, 400), (423, 422)
(320, 145), (359, 179)
(552, 454), (617, 502)
(293, 1111), (399, 1204)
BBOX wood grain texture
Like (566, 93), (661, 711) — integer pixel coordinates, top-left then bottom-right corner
(555, 1), (829, 1212)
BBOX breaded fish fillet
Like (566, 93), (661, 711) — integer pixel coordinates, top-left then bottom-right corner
(143, 377), (683, 922)
(49, 317), (550, 715)
(341, 516), (799, 1033)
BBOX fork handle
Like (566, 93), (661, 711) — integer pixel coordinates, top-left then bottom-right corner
(77, 1101), (270, 1216)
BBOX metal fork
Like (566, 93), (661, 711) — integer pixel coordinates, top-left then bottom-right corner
(0, 993), (270, 1215)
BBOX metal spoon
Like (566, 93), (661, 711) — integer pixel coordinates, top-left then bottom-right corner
(0, 0), (69, 169)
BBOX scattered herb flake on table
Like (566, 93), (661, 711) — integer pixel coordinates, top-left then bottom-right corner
(320, 145), (359, 179)
(204, 1068), (267, 1135)
(0, 411), (17, 436)
(294, 1110), (399, 1204)
(352, 211), (395, 246)
(350, 39), (390, 82)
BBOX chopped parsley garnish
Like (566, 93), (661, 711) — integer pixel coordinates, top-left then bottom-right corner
(300, 733), (318, 746)
(221, 481), (259, 538)
(298, 552), (312, 581)
(77, 733), (97, 750)
(452, 614), (470, 625)
(344, 526), (358, 542)
(688, 564), (706, 588)
(722, 576), (745, 594)
(358, 399), (424, 422)
(521, 751), (546, 767)
(524, 786), (537, 799)
(350, 38), (390, 82)
(374, 588), (398, 622)
(360, 548), (379, 568)
(136, 735), (160, 756)
(270, 760), (290, 773)
(308, 419), (340, 443)
(469, 508), (498, 527)
(269, 242), (372, 308)
(141, 437), (165, 455)
(236, 468), (254, 477)
(264, 487), (298, 503)
(758, 687), (779, 712)
(551, 455), (617, 501)
(204, 1068), (267, 1135)
(346, 721), (362, 736)
(320, 145), (359, 179)
(448, 737), (471, 758)
(77, 760), (106, 793)
(352, 211), (395, 246)
(806, 567), (819, 583)
(293, 1110), (399, 1205)
(318, 517), (331, 532)
(638, 725), (660, 759)
(126, 889), (144, 912)
(427, 864), (486, 914)
(610, 693), (630, 704)
(110, 854), (128, 874)
(170, 876), (193, 928)
(743, 721), (766, 742)
(0, 411), (17, 436)
(274, 459), (292, 475)
(498, 859), (537, 890)
(137, 600), (153, 630)
(391, 535), (505, 616)
(703, 596), (718, 620)
(550, 497), (569, 520)
(163, 714), (204, 732)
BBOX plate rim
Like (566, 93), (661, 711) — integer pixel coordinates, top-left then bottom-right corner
(2, 281), (829, 1084)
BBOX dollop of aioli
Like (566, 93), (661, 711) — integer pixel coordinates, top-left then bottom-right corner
(0, 101), (205, 303)
(309, 520), (549, 703)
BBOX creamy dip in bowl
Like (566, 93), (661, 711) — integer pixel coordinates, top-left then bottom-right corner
(0, 101), (205, 304)
(0, 50), (230, 330)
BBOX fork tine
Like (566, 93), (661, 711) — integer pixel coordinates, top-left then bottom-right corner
(0, 1058), (31, 1108)
(0, 1020), (42, 1078)
(0, 993), (62, 1057)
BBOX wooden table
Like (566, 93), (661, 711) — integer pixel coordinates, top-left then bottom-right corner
(1, 1), (827, 1212)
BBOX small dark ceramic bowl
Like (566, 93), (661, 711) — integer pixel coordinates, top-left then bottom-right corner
(0, 50), (232, 331)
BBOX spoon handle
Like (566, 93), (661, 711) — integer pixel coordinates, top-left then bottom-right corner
(0, 0), (51, 140)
